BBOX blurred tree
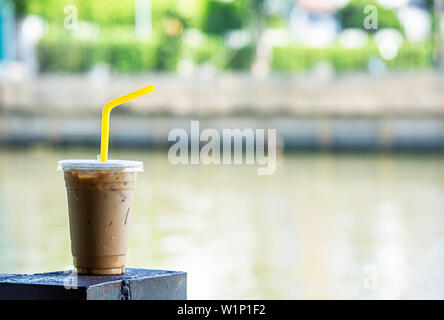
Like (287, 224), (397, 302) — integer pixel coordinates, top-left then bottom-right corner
(17, 0), (135, 25)
(423, 0), (435, 10)
(154, 7), (186, 71)
(202, 0), (249, 35)
(433, 0), (444, 70)
(175, 0), (206, 28)
(9, 0), (29, 17)
(9, 0), (33, 61)
(251, 0), (264, 41)
(251, 0), (265, 63)
(335, 0), (402, 33)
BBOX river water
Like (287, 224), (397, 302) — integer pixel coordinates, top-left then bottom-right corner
(0, 147), (443, 299)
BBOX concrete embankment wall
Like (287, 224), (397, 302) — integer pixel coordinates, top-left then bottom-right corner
(1, 73), (444, 150)
(1, 116), (443, 151)
(1, 73), (444, 117)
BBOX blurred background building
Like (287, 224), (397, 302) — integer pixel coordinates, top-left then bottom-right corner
(1, 0), (444, 299)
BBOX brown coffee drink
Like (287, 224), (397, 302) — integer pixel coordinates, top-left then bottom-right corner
(58, 160), (143, 275)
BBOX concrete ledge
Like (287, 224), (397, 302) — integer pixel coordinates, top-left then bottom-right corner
(0, 268), (187, 300)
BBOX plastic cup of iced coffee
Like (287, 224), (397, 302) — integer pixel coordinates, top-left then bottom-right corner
(57, 159), (143, 275)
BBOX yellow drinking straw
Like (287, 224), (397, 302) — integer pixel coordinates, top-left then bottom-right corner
(100, 84), (155, 162)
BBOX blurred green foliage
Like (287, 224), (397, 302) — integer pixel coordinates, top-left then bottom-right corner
(335, 0), (402, 32)
(13, 0), (205, 26)
(202, 0), (249, 35)
(12, 0), (433, 73)
(385, 42), (433, 69)
(37, 27), (173, 73)
(37, 24), (253, 73)
(14, 0), (135, 25)
(227, 45), (254, 70)
(272, 41), (433, 73)
(10, 0), (28, 17)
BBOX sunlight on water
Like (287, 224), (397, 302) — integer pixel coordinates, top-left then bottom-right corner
(0, 148), (444, 299)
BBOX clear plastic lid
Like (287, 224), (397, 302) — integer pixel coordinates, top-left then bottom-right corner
(57, 159), (143, 172)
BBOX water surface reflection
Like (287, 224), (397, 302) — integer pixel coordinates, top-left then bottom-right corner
(0, 148), (443, 299)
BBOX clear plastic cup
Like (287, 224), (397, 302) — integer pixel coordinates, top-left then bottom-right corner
(57, 159), (143, 275)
